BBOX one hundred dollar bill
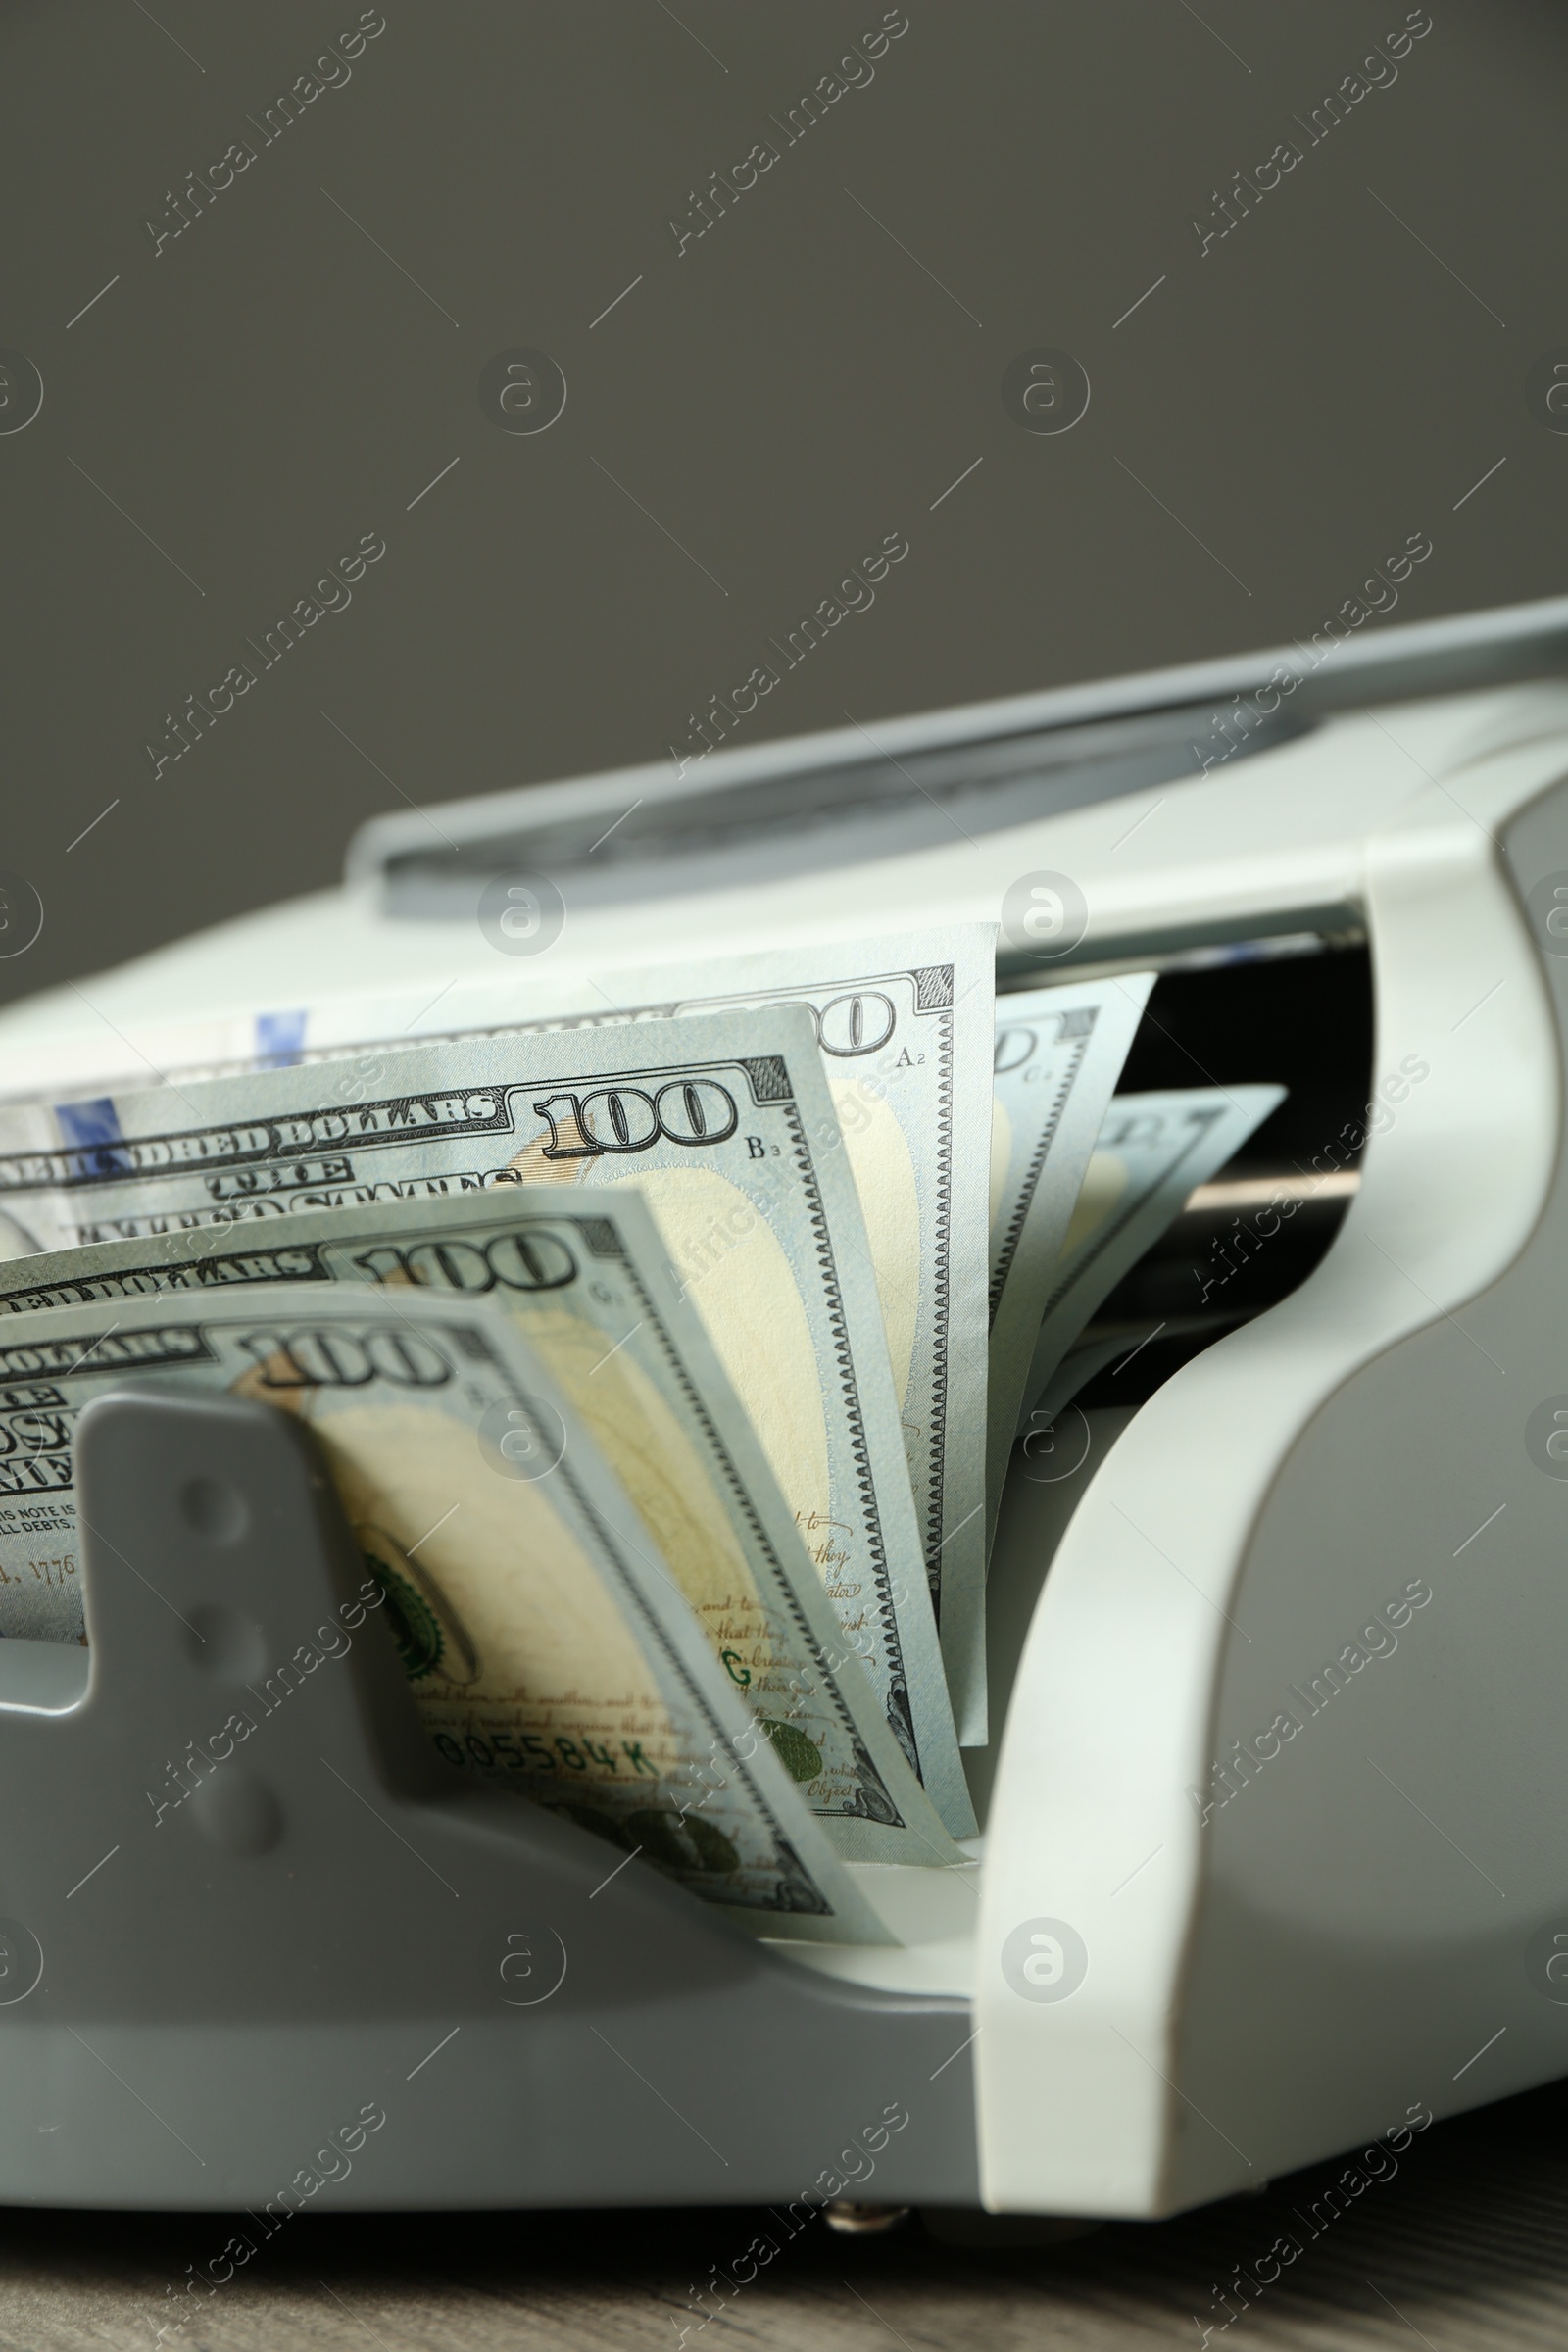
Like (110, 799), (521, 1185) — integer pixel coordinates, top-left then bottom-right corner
(0, 936), (998, 1746)
(298, 927), (997, 1747)
(0, 1284), (892, 1941)
(987, 975), (1152, 1538)
(0, 1188), (958, 1868)
(1015, 1084), (1286, 1439)
(0, 1006), (973, 1835)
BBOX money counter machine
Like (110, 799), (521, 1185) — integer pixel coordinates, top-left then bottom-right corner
(2, 593), (1568, 2233)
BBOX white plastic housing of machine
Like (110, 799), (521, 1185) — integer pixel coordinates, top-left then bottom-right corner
(5, 595), (1568, 2219)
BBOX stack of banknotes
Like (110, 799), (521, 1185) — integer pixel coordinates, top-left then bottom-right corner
(0, 928), (1280, 1944)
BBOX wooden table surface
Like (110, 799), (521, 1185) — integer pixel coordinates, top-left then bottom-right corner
(2, 2079), (1563, 2350)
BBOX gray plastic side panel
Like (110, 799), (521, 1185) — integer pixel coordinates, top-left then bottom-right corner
(0, 1391), (975, 2210)
(1166, 780), (1568, 2200)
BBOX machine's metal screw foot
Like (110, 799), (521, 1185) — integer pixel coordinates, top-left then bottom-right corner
(824, 2202), (912, 2236)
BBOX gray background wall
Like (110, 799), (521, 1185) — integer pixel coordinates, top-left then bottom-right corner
(3, 0), (1564, 1008)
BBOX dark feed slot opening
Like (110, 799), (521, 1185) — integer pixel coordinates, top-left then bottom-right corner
(973, 935), (1376, 1824)
(1036, 935), (1374, 1422)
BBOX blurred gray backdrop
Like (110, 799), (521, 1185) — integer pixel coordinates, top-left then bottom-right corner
(3, 0), (1565, 1005)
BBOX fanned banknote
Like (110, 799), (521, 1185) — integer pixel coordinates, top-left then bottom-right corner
(294, 927), (997, 1746)
(0, 934), (997, 1743)
(1015, 1084), (1286, 1438)
(0, 1188), (958, 1868)
(0, 1007), (973, 1836)
(0, 1284), (890, 1942)
(987, 974), (1153, 1539)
